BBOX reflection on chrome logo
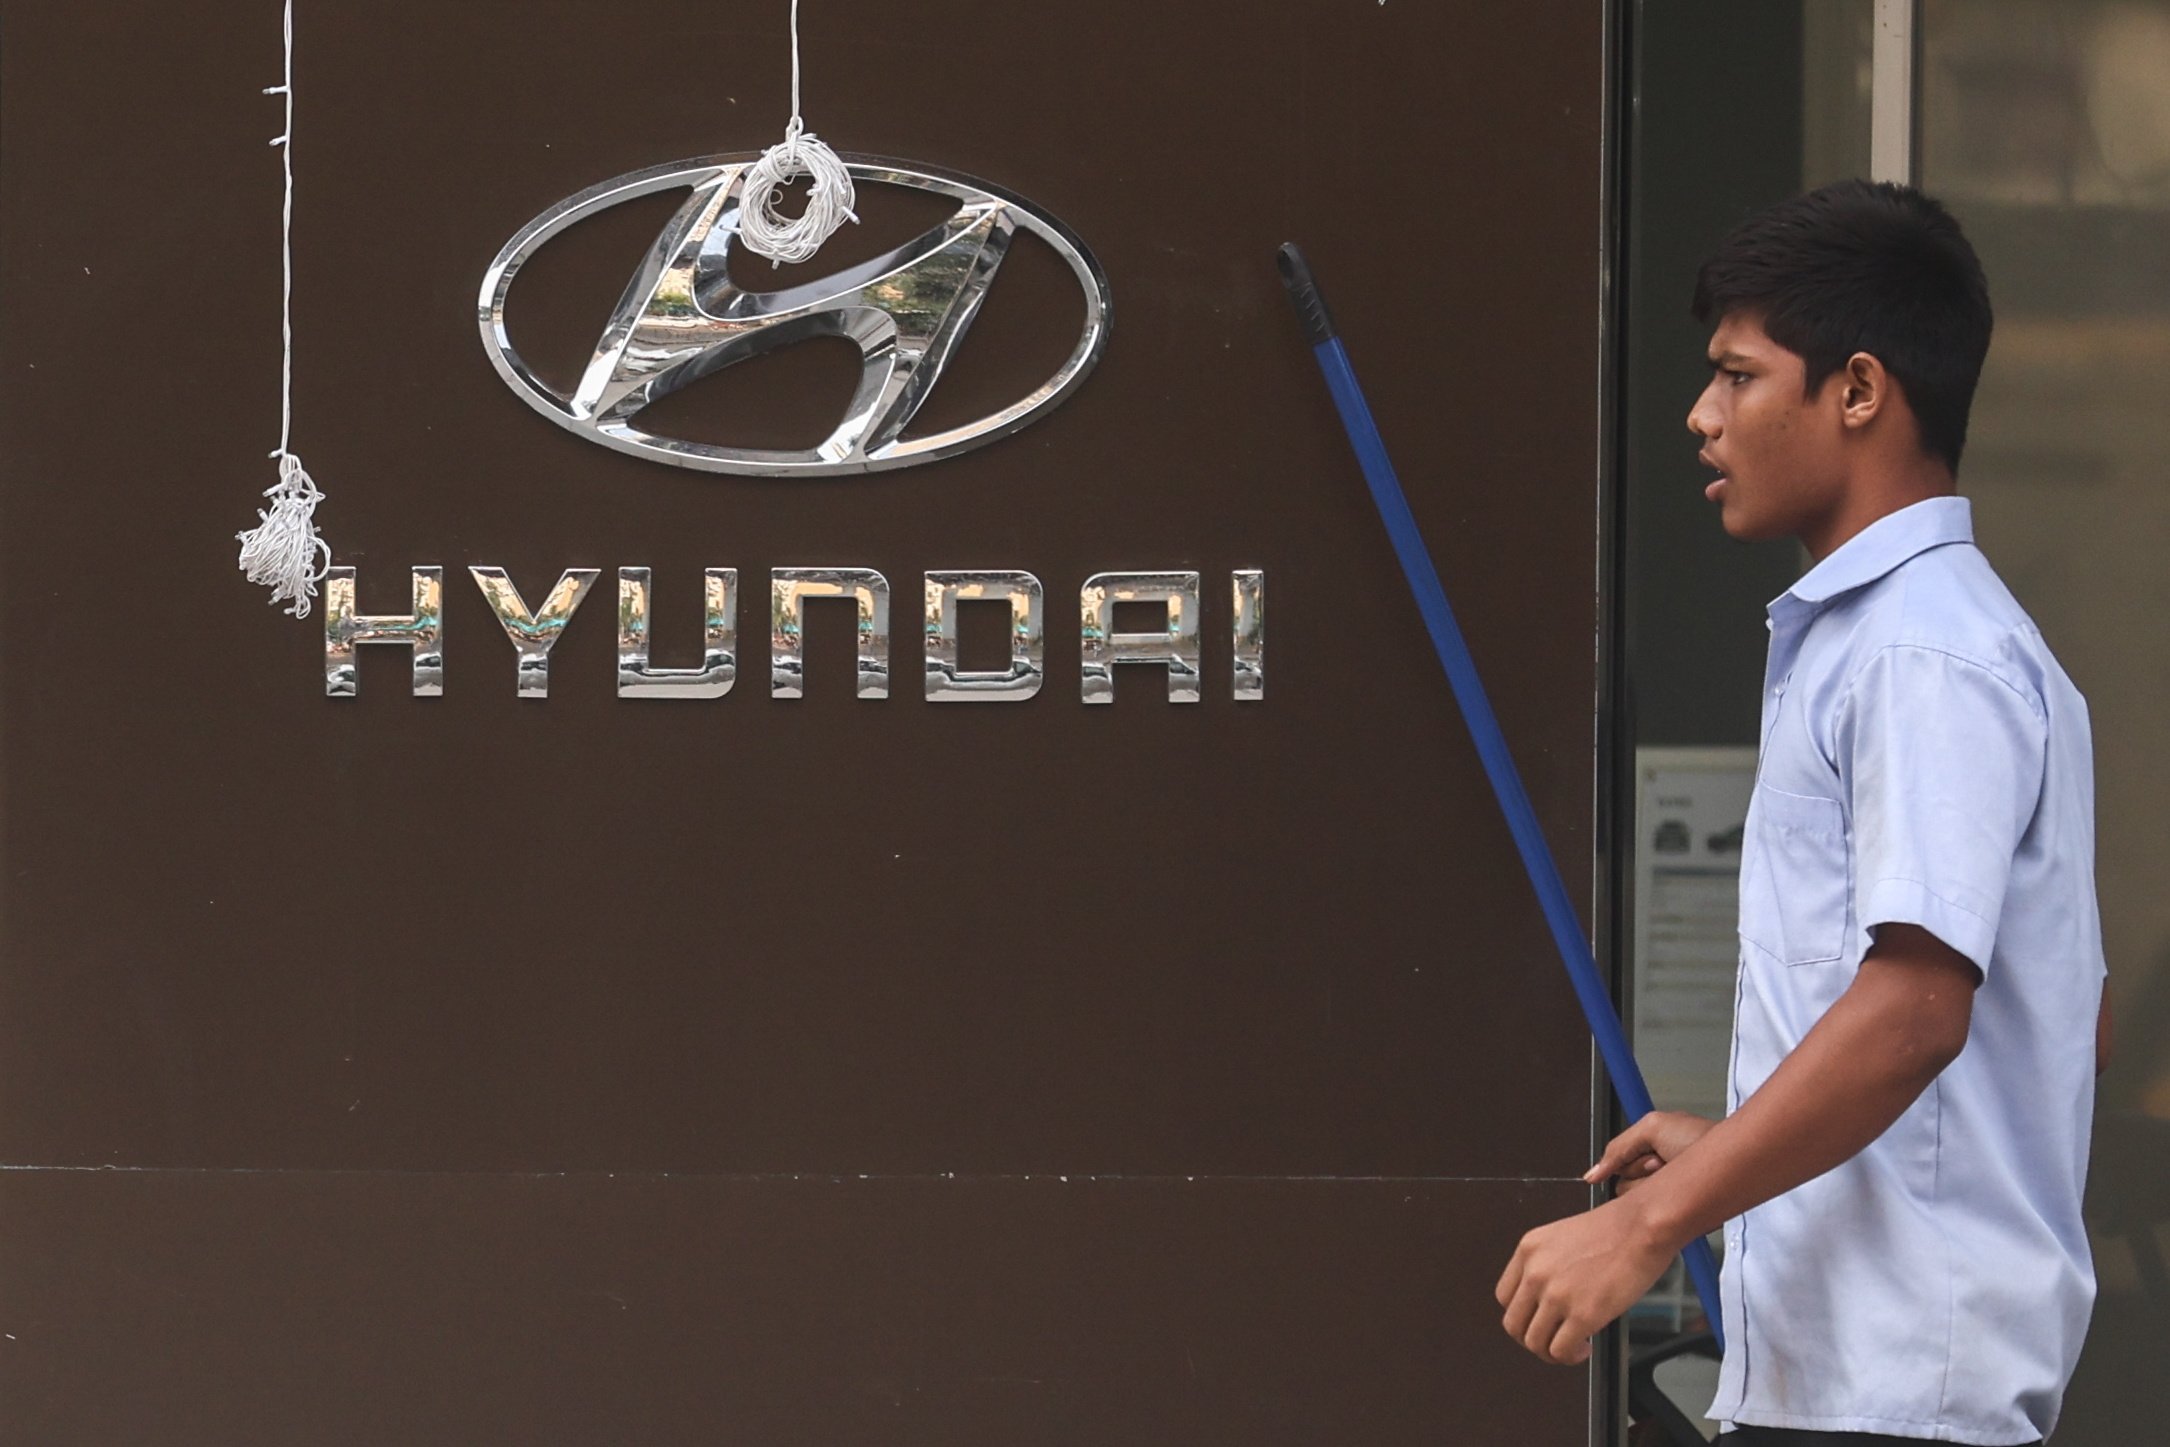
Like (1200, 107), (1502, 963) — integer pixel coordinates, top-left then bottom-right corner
(323, 566), (1264, 705)
(479, 155), (1111, 477)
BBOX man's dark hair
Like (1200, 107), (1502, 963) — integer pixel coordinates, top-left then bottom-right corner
(1693, 179), (1993, 472)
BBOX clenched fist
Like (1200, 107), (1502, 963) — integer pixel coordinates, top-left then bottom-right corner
(1493, 1112), (1715, 1364)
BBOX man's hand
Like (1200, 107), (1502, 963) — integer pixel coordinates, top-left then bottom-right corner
(1490, 924), (1980, 1367)
(1490, 1115), (1710, 1365)
(1494, 1196), (1677, 1365)
(1584, 1111), (1716, 1195)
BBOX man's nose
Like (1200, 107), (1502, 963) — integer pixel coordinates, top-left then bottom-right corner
(1686, 385), (1720, 439)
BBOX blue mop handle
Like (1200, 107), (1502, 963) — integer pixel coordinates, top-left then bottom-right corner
(1278, 244), (1725, 1347)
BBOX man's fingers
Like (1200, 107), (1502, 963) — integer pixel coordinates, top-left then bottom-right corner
(1495, 1247), (1526, 1308)
(1588, 1128), (1649, 1180)
(1501, 1273), (1539, 1343)
(1583, 1120), (1657, 1182)
(1548, 1316), (1595, 1366)
(1614, 1153), (1666, 1196)
(1522, 1291), (1568, 1360)
(1587, 1110), (1719, 1184)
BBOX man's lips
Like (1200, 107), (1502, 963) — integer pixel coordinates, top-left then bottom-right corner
(1699, 451), (1727, 501)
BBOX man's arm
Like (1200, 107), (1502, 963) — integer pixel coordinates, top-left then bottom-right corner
(1619, 922), (1977, 1242)
(1493, 922), (1978, 1365)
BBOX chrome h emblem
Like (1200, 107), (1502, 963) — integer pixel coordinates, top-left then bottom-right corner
(479, 155), (1111, 476)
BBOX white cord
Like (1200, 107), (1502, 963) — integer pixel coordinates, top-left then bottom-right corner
(737, 0), (858, 266)
(236, 0), (332, 619)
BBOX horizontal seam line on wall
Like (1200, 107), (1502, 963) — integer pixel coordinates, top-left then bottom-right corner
(0, 1164), (1582, 1185)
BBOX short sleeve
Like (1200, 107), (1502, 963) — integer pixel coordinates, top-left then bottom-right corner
(1835, 644), (2047, 976)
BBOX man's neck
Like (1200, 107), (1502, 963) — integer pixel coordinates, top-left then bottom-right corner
(1801, 457), (1957, 562)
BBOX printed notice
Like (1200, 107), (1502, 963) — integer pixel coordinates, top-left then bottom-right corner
(1632, 747), (1757, 1122)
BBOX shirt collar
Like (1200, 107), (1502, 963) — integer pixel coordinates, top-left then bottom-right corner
(1773, 495), (1975, 614)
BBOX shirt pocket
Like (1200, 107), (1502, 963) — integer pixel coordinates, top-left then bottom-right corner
(1739, 783), (1849, 966)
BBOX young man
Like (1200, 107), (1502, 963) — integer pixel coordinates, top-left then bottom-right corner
(1494, 181), (2108, 1445)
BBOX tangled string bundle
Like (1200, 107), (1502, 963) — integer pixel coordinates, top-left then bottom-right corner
(735, 0), (858, 266)
(738, 122), (858, 266)
(237, 452), (332, 618)
(238, 0), (332, 620)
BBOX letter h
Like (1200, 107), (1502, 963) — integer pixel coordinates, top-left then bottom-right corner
(325, 567), (444, 698)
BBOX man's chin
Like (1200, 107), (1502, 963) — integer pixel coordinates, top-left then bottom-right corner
(1716, 503), (1785, 544)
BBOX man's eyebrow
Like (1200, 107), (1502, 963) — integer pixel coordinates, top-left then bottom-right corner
(1706, 351), (1755, 371)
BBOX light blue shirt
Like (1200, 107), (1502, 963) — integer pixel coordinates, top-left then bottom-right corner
(1711, 497), (2103, 1445)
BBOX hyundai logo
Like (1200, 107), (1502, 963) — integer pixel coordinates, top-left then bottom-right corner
(479, 154), (1111, 476)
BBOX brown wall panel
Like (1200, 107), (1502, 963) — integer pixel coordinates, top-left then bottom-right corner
(0, 1172), (1591, 1446)
(0, 0), (1608, 1437)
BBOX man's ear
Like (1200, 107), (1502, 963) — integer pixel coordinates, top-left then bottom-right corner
(1838, 351), (1888, 431)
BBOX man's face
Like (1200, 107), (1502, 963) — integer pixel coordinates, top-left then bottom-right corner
(1686, 312), (1847, 545)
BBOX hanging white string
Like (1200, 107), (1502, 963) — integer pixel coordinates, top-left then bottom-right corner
(737, 0), (858, 266)
(236, 0), (332, 619)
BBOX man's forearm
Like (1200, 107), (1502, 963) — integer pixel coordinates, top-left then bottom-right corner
(1623, 927), (1977, 1253)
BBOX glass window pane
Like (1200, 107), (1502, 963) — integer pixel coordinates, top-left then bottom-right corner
(1922, 2), (2170, 1437)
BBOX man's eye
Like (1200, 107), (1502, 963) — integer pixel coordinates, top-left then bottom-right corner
(1726, 370), (1751, 386)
